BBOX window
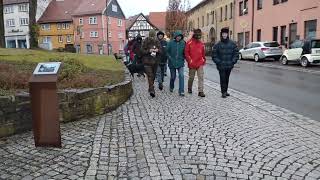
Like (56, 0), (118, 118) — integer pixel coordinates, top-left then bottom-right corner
(86, 44), (93, 54)
(42, 37), (50, 43)
(90, 31), (98, 38)
(58, 36), (63, 43)
(6, 19), (15, 27)
(112, 4), (118, 12)
(20, 18), (28, 26)
(220, 7), (222, 22)
(66, 35), (72, 43)
(257, 29), (261, 41)
(304, 20), (317, 39)
(118, 19), (122, 27)
(57, 23), (61, 30)
(108, 17), (111, 25)
(264, 42), (280, 47)
(230, 3), (233, 19)
(280, 26), (286, 45)
(62, 23), (70, 29)
(41, 24), (50, 30)
(109, 32), (112, 38)
(202, 16), (204, 27)
(19, 4), (28, 12)
(252, 43), (261, 48)
(244, 0), (248, 14)
(245, 32), (250, 46)
(79, 18), (83, 25)
(257, 0), (263, 10)
(118, 32), (123, 39)
(273, 0), (279, 5)
(4, 6), (14, 14)
(273, 26), (278, 42)
(239, 1), (244, 16)
(120, 42), (124, 50)
(212, 11), (215, 24)
(238, 32), (244, 47)
(207, 13), (209, 26)
(225, 5), (228, 21)
(80, 32), (84, 39)
(89, 17), (97, 24)
(281, 0), (288, 2)
(289, 23), (298, 44)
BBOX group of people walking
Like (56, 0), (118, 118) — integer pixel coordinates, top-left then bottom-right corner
(125, 28), (239, 99)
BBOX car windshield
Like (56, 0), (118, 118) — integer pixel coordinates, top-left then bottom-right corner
(290, 40), (304, 49)
(311, 40), (320, 48)
(264, 42), (280, 47)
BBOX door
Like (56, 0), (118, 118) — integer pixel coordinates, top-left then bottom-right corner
(287, 40), (303, 60)
(289, 23), (298, 45)
(242, 43), (252, 59)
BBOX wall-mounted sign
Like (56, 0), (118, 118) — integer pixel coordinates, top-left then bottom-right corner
(33, 62), (61, 75)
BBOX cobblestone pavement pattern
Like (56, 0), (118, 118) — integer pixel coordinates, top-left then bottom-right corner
(1, 77), (320, 180)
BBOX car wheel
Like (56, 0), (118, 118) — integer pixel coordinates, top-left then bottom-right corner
(254, 54), (260, 62)
(281, 56), (288, 65)
(301, 57), (310, 67)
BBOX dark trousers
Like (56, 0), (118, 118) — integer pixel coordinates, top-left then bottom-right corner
(144, 63), (158, 93)
(218, 68), (232, 94)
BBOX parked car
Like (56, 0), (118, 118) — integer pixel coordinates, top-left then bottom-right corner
(239, 41), (283, 62)
(281, 39), (320, 67)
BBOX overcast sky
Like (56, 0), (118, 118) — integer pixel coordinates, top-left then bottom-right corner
(117, 0), (201, 18)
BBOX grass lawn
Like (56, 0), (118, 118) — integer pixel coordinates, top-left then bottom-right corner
(0, 48), (124, 95)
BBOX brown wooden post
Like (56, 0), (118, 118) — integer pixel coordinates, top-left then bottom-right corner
(29, 74), (61, 148)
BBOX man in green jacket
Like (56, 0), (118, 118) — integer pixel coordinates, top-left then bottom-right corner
(167, 31), (186, 96)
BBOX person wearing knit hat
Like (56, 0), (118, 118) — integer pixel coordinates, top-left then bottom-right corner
(185, 29), (206, 97)
(212, 28), (239, 98)
(156, 31), (168, 90)
(141, 29), (162, 98)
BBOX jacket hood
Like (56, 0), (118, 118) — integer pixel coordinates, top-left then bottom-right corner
(173, 31), (184, 40)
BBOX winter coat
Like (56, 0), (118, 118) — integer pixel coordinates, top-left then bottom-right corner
(185, 38), (206, 69)
(212, 39), (239, 70)
(158, 39), (168, 65)
(141, 37), (162, 66)
(167, 31), (186, 69)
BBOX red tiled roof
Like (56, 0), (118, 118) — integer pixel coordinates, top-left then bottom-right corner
(72, 0), (106, 16)
(3, 0), (29, 5)
(149, 12), (167, 31)
(37, 0), (84, 23)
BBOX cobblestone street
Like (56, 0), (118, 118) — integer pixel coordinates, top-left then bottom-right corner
(1, 77), (320, 180)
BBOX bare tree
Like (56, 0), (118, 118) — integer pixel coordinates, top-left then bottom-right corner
(29, 0), (38, 48)
(0, 0), (5, 48)
(166, 0), (187, 38)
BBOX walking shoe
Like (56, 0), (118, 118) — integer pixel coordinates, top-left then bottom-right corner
(179, 93), (185, 97)
(226, 92), (230, 96)
(188, 89), (192, 94)
(198, 92), (205, 97)
(159, 84), (163, 91)
(170, 88), (173, 92)
(222, 93), (227, 98)
(150, 92), (155, 98)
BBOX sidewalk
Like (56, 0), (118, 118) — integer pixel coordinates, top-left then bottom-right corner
(1, 77), (320, 180)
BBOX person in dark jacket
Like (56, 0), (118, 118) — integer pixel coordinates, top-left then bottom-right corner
(212, 28), (239, 98)
(167, 31), (186, 96)
(156, 31), (168, 90)
(141, 30), (162, 98)
(133, 34), (143, 64)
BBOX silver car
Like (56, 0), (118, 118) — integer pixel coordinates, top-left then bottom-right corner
(239, 41), (283, 62)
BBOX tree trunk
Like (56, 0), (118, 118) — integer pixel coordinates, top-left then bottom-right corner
(29, 0), (38, 48)
(0, 0), (6, 48)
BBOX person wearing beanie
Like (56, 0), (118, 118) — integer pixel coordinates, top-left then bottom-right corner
(156, 31), (168, 90)
(185, 29), (206, 97)
(141, 29), (162, 98)
(166, 30), (186, 96)
(212, 28), (239, 98)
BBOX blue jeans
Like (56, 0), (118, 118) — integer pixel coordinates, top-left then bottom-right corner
(170, 67), (184, 94)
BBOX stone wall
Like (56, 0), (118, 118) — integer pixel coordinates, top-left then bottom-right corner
(0, 71), (132, 138)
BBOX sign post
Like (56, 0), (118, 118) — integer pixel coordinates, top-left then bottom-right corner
(29, 62), (62, 148)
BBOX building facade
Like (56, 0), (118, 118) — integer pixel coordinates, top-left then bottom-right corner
(235, 0), (320, 48)
(72, 0), (126, 55)
(38, 0), (81, 50)
(126, 13), (159, 40)
(3, 0), (51, 49)
(187, 0), (235, 43)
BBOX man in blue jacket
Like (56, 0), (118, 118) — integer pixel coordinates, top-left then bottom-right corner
(212, 28), (239, 98)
